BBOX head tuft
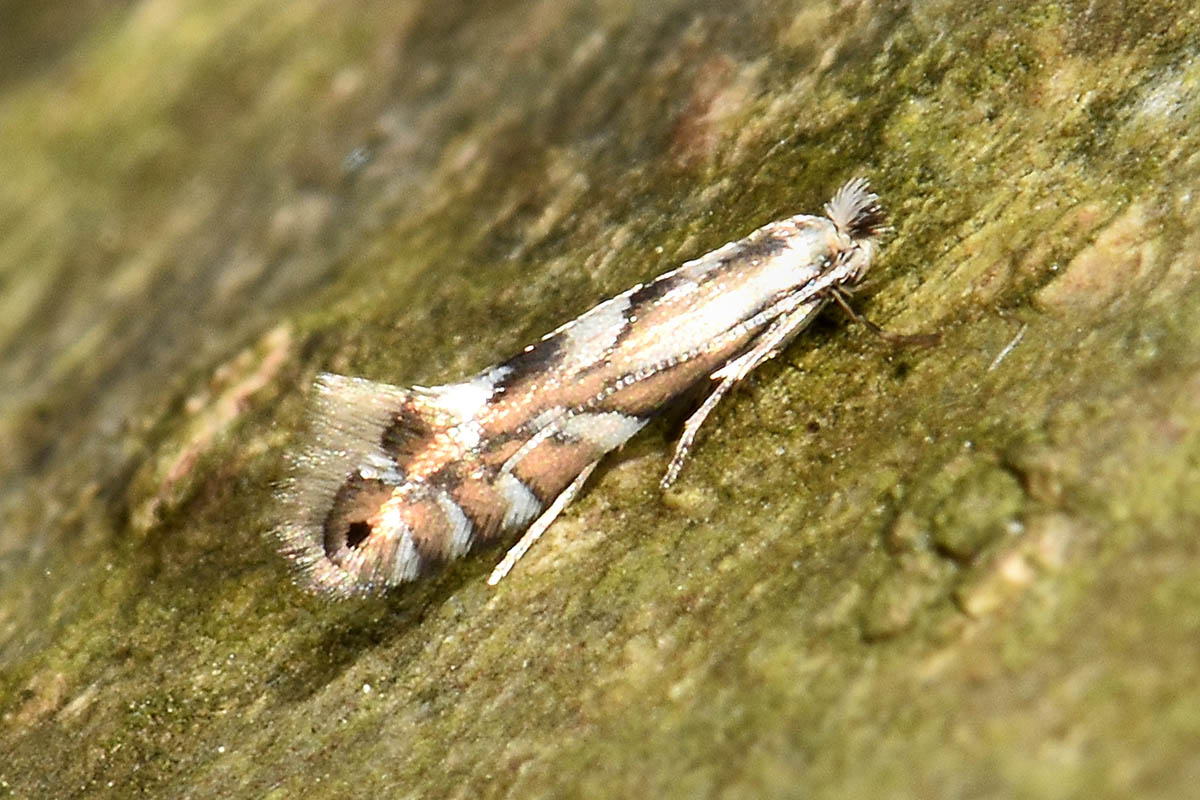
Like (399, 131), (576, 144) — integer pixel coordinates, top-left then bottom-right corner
(824, 177), (887, 241)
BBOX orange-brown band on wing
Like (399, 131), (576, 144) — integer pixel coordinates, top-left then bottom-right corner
(322, 474), (402, 560)
(448, 476), (511, 541)
(390, 493), (471, 564)
(510, 434), (607, 504)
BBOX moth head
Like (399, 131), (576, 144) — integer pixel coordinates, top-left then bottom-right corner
(824, 177), (887, 286)
(825, 177), (887, 241)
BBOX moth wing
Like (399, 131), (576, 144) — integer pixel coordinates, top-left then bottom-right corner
(276, 373), (448, 595)
(493, 409), (646, 514)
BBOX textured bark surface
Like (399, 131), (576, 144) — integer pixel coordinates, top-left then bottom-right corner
(2, 1), (1198, 797)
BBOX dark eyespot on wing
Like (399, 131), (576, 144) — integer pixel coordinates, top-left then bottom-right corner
(345, 520), (372, 549)
(322, 473), (398, 560)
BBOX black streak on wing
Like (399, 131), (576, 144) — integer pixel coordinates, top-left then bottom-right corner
(627, 270), (691, 308)
(716, 228), (795, 266)
(491, 333), (564, 393)
(380, 400), (443, 464)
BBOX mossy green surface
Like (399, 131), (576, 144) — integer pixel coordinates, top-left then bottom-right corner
(2, 1), (1199, 797)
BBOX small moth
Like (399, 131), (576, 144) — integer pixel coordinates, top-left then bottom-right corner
(278, 178), (891, 596)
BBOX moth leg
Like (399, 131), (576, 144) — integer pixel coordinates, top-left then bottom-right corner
(488, 459), (601, 585)
(830, 288), (940, 347)
(661, 304), (820, 489)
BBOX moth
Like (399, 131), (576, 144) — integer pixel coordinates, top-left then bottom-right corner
(278, 178), (896, 596)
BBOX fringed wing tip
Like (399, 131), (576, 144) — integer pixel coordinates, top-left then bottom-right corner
(824, 177), (888, 241)
(275, 511), (410, 599)
(273, 490), (374, 599)
(271, 371), (421, 598)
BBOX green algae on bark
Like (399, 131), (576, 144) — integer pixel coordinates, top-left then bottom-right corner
(2, 1), (1199, 798)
